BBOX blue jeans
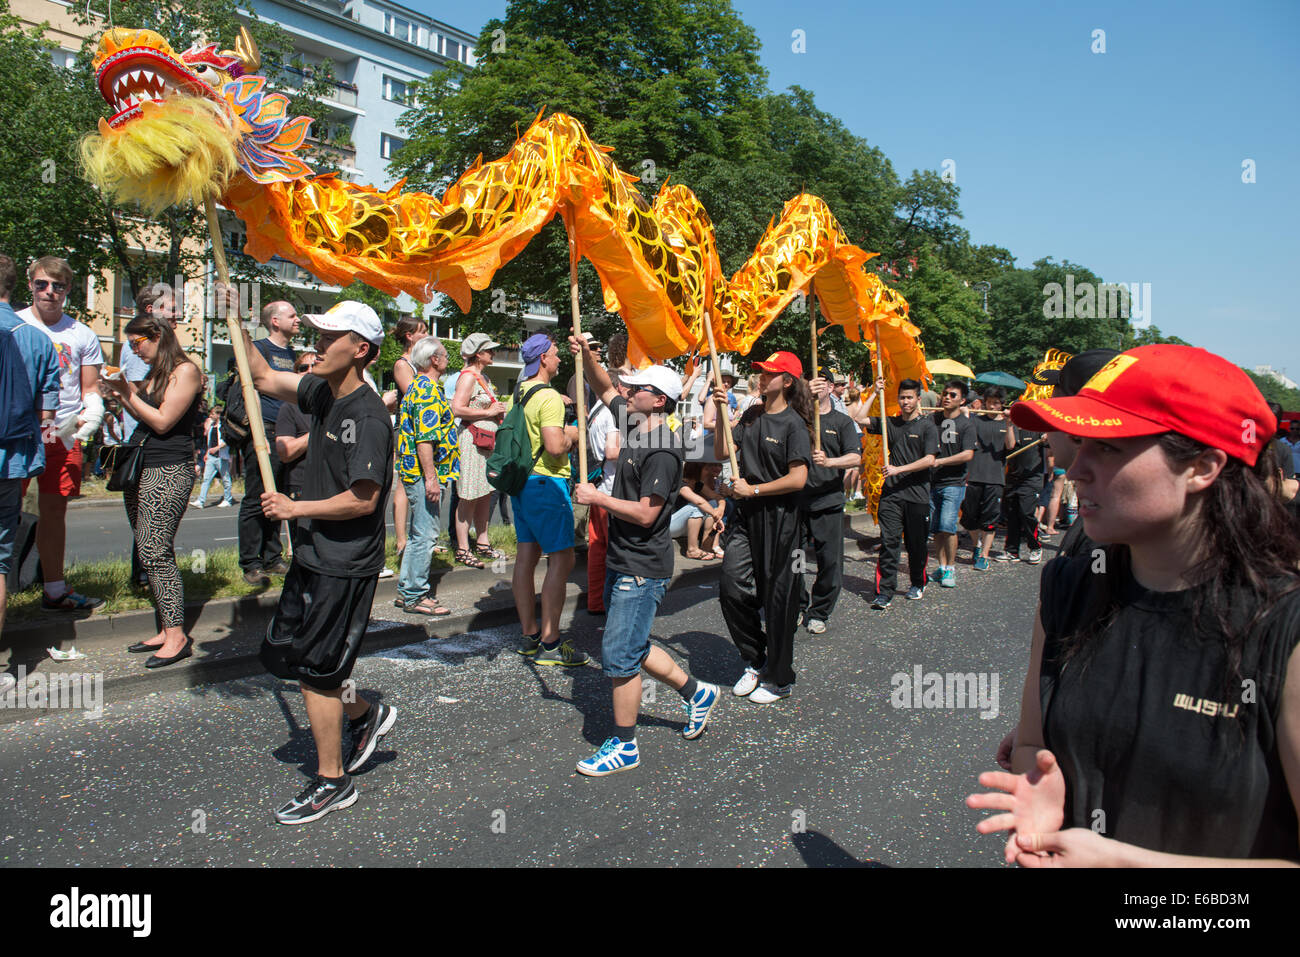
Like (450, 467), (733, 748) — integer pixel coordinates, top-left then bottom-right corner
(600, 569), (669, 677)
(398, 478), (442, 604)
(197, 452), (234, 504)
(929, 484), (964, 534)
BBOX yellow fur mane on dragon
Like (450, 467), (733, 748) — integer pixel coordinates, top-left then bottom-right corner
(80, 26), (925, 380)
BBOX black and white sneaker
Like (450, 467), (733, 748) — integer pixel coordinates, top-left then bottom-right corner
(346, 702), (397, 774)
(274, 776), (357, 825)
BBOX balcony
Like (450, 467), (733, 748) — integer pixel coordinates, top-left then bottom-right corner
(275, 64), (361, 110)
(304, 136), (358, 169)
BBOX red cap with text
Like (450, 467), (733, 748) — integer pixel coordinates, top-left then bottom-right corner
(1008, 345), (1276, 467)
(751, 351), (803, 378)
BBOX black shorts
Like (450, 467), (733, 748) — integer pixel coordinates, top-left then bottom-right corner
(961, 482), (1003, 532)
(260, 562), (378, 691)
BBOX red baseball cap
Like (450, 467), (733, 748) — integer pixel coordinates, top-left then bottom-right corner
(752, 351), (803, 378)
(1009, 345), (1276, 466)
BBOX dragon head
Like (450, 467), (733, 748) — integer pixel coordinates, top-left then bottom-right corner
(81, 26), (316, 211)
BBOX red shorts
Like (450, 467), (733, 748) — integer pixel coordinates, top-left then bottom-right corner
(22, 441), (84, 498)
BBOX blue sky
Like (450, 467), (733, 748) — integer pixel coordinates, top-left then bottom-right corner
(415, 0), (1299, 382)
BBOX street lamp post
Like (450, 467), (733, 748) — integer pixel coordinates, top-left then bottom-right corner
(973, 281), (990, 314)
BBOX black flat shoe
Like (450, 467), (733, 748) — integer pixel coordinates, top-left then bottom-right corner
(128, 641), (165, 653)
(145, 637), (194, 669)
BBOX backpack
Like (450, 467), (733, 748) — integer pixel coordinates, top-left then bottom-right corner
(220, 369), (251, 450)
(0, 325), (37, 444)
(485, 383), (552, 496)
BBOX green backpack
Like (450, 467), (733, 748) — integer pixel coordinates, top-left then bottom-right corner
(485, 383), (552, 496)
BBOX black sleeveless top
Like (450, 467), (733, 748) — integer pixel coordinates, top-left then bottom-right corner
(1038, 554), (1300, 859)
(137, 384), (202, 468)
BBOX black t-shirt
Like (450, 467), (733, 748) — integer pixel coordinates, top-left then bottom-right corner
(930, 412), (977, 488)
(275, 402), (312, 492)
(864, 414), (939, 503)
(731, 405), (813, 492)
(1038, 554), (1300, 858)
(605, 396), (684, 579)
(1006, 427), (1045, 487)
(803, 409), (859, 511)
(293, 376), (393, 578)
(254, 338), (297, 433)
(967, 416), (1010, 486)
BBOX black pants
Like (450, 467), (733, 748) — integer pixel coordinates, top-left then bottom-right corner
(875, 495), (929, 597)
(238, 445), (284, 572)
(720, 497), (803, 687)
(800, 505), (845, 622)
(1003, 482), (1042, 554)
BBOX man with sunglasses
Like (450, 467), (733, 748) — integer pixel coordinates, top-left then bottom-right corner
(928, 380), (976, 587)
(18, 257), (105, 611)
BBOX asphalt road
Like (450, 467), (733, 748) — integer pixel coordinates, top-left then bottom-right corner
(0, 534), (1045, 867)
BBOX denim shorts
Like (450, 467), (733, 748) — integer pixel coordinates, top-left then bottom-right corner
(600, 569), (669, 677)
(929, 484), (965, 534)
(0, 478), (21, 576)
(511, 474), (574, 554)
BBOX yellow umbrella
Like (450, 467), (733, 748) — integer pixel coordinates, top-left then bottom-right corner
(927, 358), (975, 379)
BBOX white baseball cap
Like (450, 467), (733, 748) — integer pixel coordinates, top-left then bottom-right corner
(303, 301), (384, 346)
(621, 364), (682, 402)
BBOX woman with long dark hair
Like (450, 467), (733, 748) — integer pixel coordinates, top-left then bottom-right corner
(968, 345), (1300, 865)
(101, 313), (204, 668)
(708, 352), (813, 705)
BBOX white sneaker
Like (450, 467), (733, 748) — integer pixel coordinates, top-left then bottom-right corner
(190, 500), (203, 508)
(806, 619), (827, 635)
(217, 500), (232, 508)
(749, 682), (791, 704)
(378, 567), (395, 579)
(732, 667), (761, 697)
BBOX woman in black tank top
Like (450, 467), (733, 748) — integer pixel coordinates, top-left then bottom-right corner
(101, 313), (204, 669)
(968, 345), (1300, 866)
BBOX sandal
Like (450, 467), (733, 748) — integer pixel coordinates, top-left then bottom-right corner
(454, 548), (486, 569)
(404, 597), (452, 617)
(474, 542), (502, 559)
(432, 544), (448, 555)
(685, 549), (714, 561)
(42, 589), (105, 612)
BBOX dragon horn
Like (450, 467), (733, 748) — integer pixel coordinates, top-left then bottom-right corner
(224, 25), (260, 74)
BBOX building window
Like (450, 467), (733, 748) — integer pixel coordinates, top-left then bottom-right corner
(381, 133), (406, 160)
(385, 13), (414, 43)
(383, 76), (408, 104)
(50, 48), (77, 69)
(444, 39), (460, 62)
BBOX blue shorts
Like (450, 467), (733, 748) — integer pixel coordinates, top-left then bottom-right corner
(600, 569), (669, 677)
(929, 484), (964, 534)
(511, 475), (574, 554)
(0, 478), (22, 576)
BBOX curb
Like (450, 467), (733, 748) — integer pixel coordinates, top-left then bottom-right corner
(1, 511), (880, 722)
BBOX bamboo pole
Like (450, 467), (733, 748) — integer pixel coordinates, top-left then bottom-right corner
(565, 222), (588, 482)
(872, 324), (889, 468)
(810, 287), (821, 451)
(702, 311), (740, 476)
(1005, 435), (1045, 460)
(919, 406), (1006, 416)
(205, 196), (276, 496)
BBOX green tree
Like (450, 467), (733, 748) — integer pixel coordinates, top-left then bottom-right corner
(895, 247), (991, 370)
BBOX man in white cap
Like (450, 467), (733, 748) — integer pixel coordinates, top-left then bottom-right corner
(568, 336), (720, 775)
(240, 299), (397, 824)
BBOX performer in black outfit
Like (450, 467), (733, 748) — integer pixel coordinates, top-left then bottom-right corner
(240, 299), (397, 825)
(713, 352), (812, 705)
(801, 374), (864, 634)
(855, 377), (938, 608)
(969, 344), (1300, 866)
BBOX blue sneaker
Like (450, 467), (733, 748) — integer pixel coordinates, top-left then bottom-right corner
(927, 567), (943, 583)
(577, 737), (640, 777)
(940, 567), (956, 588)
(906, 585), (924, 601)
(683, 682), (720, 739)
(974, 556), (990, 571)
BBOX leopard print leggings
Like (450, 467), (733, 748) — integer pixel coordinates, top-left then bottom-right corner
(124, 463), (195, 629)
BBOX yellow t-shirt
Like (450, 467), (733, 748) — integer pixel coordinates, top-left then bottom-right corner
(518, 377), (570, 479)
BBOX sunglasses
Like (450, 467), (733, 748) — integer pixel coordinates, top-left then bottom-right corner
(33, 279), (68, 293)
(943, 391), (963, 398)
(628, 383), (665, 398)
(128, 335), (150, 348)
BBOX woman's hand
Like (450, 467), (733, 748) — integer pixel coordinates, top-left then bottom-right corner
(732, 478), (756, 498)
(966, 748), (1066, 865)
(486, 401), (507, 418)
(711, 387), (729, 408)
(101, 374), (134, 399)
(1011, 828), (1125, 868)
